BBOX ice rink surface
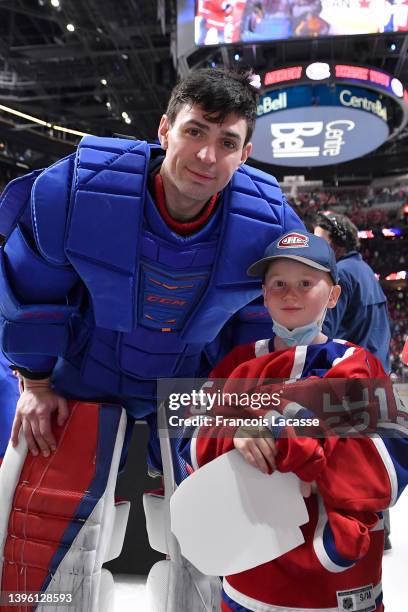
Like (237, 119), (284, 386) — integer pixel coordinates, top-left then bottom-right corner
(113, 490), (408, 611)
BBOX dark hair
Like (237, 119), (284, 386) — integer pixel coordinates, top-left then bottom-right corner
(166, 68), (259, 145)
(316, 212), (360, 251)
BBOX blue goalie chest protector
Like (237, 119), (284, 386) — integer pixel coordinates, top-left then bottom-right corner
(0, 136), (302, 398)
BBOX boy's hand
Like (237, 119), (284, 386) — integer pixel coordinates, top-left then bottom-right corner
(233, 424), (277, 474)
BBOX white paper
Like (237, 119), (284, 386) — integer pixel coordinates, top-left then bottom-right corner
(170, 450), (308, 576)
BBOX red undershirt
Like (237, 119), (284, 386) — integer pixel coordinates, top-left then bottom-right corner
(154, 173), (219, 236)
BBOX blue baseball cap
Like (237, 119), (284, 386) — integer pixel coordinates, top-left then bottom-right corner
(247, 230), (339, 284)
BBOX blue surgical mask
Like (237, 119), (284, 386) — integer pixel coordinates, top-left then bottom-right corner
(272, 301), (330, 347)
(272, 320), (321, 347)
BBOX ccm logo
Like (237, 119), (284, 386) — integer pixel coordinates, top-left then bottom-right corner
(147, 295), (186, 306)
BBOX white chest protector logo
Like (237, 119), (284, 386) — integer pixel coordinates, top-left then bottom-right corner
(277, 233), (309, 249)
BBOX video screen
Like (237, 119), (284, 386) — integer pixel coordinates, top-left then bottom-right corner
(195, 0), (408, 46)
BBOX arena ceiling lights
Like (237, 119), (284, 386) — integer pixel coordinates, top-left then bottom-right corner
(0, 104), (87, 141)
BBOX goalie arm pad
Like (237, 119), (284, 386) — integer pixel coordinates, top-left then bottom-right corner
(0, 231), (82, 371)
(3, 223), (79, 304)
(0, 154), (83, 372)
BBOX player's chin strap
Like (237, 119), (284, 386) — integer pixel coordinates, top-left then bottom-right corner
(144, 401), (221, 612)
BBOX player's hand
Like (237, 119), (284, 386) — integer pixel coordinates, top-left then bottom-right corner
(233, 424), (277, 474)
(11, 382), (69, 457)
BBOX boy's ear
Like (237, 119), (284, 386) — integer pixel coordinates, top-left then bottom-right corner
(262, 284), (267, 307)
(327, 284), (341, 309)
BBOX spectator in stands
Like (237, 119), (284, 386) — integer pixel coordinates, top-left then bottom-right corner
(363, 238), (406, 277)
(386, 289), (408, 379)
(314, 212), (391, 372)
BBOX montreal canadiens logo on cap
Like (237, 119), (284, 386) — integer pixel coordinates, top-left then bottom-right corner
(277, 232), (309, 249)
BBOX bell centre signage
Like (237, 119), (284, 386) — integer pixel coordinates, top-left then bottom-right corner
(257, 85), (389, 122)
(251, 84), (391, 167)
(252, 107), (389, 167)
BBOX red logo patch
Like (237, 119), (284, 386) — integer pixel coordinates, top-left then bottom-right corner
(277, 232), (308, 249)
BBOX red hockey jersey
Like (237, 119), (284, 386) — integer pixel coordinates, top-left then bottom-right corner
(180, 339), (408, 612)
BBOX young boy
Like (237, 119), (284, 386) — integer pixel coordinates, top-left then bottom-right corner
(180, 230), (407, 612)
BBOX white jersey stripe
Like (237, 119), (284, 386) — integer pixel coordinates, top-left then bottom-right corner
(255, 338), (271, 357)
(289, 345), (308, 381)
(189, 428), (200, 471)
(332, 346), (355, 367)
(313, 495), (355, 574)
(370, 436), (399, 506)
(282, 402), (305, 418)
